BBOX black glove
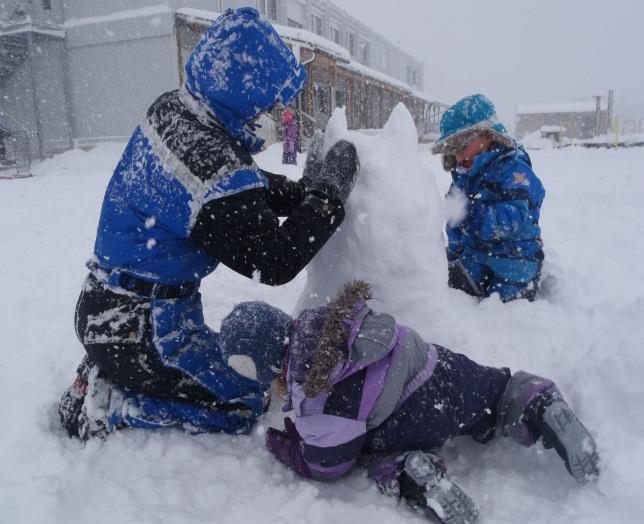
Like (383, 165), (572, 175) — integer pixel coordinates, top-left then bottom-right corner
(306, 139), (360, 204)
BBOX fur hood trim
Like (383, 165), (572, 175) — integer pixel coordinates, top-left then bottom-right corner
(303, 280), (372, 397)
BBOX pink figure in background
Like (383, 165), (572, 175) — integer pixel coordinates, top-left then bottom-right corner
(282, 108), (299, 165)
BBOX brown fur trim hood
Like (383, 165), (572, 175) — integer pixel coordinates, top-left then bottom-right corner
(303, 280), (372, 397)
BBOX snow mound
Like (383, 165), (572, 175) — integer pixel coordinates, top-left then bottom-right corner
(296, 104), (448, 325)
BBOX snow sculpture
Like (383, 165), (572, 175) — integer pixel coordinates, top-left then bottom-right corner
(295, 104), (448, 327)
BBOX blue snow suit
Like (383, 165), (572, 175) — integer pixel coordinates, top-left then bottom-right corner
(446, 143), (545, 301)
(74, 9), (345, 435)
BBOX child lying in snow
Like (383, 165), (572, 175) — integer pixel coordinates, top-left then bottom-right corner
(219, 281), (599, 524)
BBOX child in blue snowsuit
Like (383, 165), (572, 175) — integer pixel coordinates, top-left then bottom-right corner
(216, 281), (599, 523)
(432, 94), (545, 302)
(58, 8), (360, 439)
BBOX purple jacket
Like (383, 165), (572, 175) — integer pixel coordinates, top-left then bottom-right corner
(266, 283), (438, 480)
(282, 121), (298, 154)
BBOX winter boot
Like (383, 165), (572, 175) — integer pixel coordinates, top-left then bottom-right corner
(399, 451), (479, 524)
(59, 357), (117, 441)
(58, 356), (94, 438)
(528, 395), (600, 484)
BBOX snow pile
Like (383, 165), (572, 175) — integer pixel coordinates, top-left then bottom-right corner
(522, 130), (559, 150)
(296, 104), (448, 325)
(1, 141), (644, 523)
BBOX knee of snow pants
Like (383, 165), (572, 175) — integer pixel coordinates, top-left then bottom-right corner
(488, 277), (540, 302)
(448, 255), (489, 297)
(495, 371), (562, 446)
(110, 389), (257, 435)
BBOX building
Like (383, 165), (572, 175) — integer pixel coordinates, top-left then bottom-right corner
(515, 90), (614, 140)
(0, 1), (428, 166)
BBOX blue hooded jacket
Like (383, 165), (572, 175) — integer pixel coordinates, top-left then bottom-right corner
(82, 9), (308, 433)
(446, 143), (545, 281)
(92, 7), (307, 285)
(185, 7), (307, 153)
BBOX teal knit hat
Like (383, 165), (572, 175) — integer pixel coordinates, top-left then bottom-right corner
(431, 94), (513, 155)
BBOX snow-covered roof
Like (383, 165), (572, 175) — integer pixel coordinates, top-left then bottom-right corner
(338, 60), (438, 104)
(64, 6), (172, 28)
(0, 18), (65, 38)
(175, 8), (442, 106)
(176, 8), (350, 63)
(517, 99), (609, 115)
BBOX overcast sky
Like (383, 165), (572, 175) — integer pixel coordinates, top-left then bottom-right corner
(333, 0), (644, 133)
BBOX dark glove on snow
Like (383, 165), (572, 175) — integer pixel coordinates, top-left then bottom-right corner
(265, 417), (312, 478)
(305, 140), (360, 205)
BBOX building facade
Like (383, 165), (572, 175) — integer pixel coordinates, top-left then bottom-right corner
(0, 0), (426, 165)
(515, 91), (614, 140)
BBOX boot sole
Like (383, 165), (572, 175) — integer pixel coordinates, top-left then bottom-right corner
(405, 451), (479, 524)
(541, 401), (600, 484)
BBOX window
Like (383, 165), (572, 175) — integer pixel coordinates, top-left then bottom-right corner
(406, 65), (414, 85)
(330, 25), (340, 45)
(347, 31), (356, 56)
(310, 14), (323, 36)
(359, 38), (370, 64)
(371, 88), (381, 127)
(335, 77), (349, 109)
(382, 49), (390, 73)
(42, 0), (51, 9)
(258, 0), (278, 20)
(312, 70), (332, 127)
(267, 0), (278, 20)
(287, 18), (304, 29)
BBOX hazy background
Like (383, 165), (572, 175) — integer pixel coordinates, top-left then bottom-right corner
(334, 0), (644, 133)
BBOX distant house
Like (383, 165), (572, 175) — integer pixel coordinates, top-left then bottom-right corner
(515, 91), (614, 140)
(0, 0), (430, 164)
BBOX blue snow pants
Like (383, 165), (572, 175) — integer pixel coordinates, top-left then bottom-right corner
(74, 274), (266, 435)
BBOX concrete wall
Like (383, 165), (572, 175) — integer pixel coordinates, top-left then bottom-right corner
(0, 54), (39, 158)
(0, 33), (69, 159)
(30, 34), (70, 153)
(67, 34), (179, 140)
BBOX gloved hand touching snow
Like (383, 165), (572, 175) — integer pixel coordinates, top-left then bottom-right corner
(265, 417), (312, 478)
(302, 139), (360, 205)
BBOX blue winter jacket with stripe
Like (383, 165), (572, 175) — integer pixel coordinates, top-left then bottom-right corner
(446, 144), (545, 277)
(84, 8), (344, 432)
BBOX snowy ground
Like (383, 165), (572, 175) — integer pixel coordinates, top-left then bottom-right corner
(1, 139), (643, 523)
